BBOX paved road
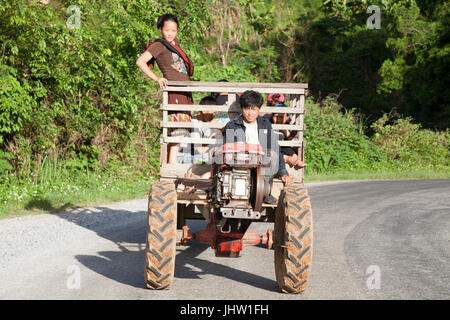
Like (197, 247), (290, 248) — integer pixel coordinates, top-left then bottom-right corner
(0, 180), (449, 300)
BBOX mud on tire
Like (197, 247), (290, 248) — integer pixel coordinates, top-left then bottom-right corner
(274, 186), (313, 294)
(145, 180), (177, 290)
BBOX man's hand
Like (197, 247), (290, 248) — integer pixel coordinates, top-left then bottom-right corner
(285, 154), (307, 168)
(281, 175), (294, 186)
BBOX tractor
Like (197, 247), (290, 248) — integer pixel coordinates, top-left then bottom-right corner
(145, 81), (313, 294)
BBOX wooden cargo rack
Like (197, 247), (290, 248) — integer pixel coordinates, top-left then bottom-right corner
(159, 80), (308, 186)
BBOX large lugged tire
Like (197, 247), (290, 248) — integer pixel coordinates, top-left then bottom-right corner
(274, 186), (313, 294)
(145, 180), (177, 290)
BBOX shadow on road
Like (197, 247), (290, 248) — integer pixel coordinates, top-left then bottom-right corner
(75, 241), (277, 292)
(24, 197), (79, 212)
(174, 244), (279, 292)
(50, 204), (278, 292)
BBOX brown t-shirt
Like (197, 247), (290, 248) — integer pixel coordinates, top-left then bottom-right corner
(146, 39), (190, 81)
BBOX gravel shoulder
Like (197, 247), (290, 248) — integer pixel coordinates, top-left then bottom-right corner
(0, 180), (449, 299)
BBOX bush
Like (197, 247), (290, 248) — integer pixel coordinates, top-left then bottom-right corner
(371, 114), (450, 169)
(0, 0), (168, 177)
(304, 95), (388, 173)
(0, 64), (37, 143)
(303, 94), (449, 174)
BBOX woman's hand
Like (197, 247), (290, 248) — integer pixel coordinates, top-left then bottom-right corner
(157, 77), (168, 89)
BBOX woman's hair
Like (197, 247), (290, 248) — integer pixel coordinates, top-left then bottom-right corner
(157, 14), (179, 29)
(239, 90), (264, 109)
(199, 96), (216, 105)
(211, 79), (229, 100)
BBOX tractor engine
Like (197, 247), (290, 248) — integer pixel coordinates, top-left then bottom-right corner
(173, 142), (272, 256)
(211, 143), (268, 225)
(217, 168), (261, 220)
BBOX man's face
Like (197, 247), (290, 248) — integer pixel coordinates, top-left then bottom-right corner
(242, 106), (259, 124)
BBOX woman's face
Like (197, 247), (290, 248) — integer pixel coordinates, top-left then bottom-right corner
(272, 95), (280, 104)
(272, 113), (288, 124)
(160, 20), (178, 43)
(198, 111), (215, 122)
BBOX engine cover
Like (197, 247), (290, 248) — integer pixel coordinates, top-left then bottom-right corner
(220, 168), (251, 200)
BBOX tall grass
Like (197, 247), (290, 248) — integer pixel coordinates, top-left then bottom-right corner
(0, 155), (155, 218)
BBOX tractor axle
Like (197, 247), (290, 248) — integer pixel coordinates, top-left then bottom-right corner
(177, 225), (273, 254)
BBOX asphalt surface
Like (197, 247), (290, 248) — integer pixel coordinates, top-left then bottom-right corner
(0, 179), (449, 300)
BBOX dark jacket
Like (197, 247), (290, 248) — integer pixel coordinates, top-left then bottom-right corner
(223, 115), (289, 177)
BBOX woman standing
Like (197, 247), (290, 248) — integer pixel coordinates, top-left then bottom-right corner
(136, 13), (193, 163)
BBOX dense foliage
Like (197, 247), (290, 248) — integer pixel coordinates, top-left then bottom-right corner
(304, 96), (449, 174)
(0, 0), (448, 214)
(294, 0), (449, 130)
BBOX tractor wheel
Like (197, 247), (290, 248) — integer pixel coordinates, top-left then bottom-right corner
(274, 186), (313, 294)
(145, 180), (177, 290)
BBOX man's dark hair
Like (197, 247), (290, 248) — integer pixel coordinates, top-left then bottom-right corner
(211, 79), (229, 100)
(199, 96), (216, 105)
(157, 14), (179, 29)
(239, 90), (264, 109)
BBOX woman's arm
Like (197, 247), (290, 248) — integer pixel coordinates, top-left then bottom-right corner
(136, 51), (168, 88)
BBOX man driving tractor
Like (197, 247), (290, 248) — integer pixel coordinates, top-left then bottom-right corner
(146, 82), (313, 294)
(223, 90), (295, 204)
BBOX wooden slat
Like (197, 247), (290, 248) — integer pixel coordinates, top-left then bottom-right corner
(162, 104), (238, 112)
(177, 192), (208, 201)
(164, 137), (218, 144)
(160, 163), (207, 178)
(161, 104), (305, 114)
(290, 94), (299, 109)
(160, 163), (303, 179)
(162, 136), (303, 147)
(167, 80), (308, 89)
(294, 95), (304, 140)
(161, 91), (169, 164)
(273, 124), (303, 130)
(288, 93), (302, 159)
(302, 140), (306, 163)
(160, 121), (304, 131)
(160, 140), (167, 165)
(164, 86), (305, 94)
(162, 121), (224, 129)
(289, 94), (299, 130)
(299, 94), (305, 113)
